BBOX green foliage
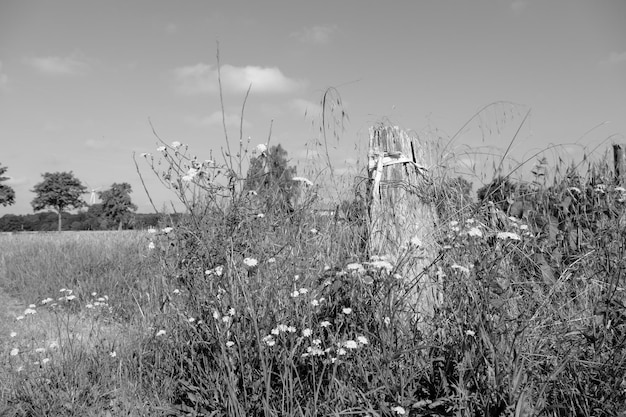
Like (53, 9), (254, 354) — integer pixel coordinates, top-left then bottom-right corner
(244, 144), (298, 214)
(31, 171), (87, 231)
(0, 162), (16, 207)
(98, 182), (138, 230)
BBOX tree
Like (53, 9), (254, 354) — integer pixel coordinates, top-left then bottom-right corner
(0, 163), (16, 207)
(244, 144), (298, 214)
(98, 182), (138, 230)
(31, 171), (87, 231)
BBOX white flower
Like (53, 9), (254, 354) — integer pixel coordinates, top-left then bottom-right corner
(228, 308), (235, 316)
(342, 307), (353, 315)
(49, 341), (59, 349)
(41, 298), (53, 305)
(28, 304), (36, 309)
(293, 176), (314, 186)
(41, 358), (50, 365)
(188, 317), (195, 323)
(345, 340), (358, 349)
(367, 260), (393, 273)
(243, 257), (258, 268)
(320, 321), (331, 328)
(24, 308), (36, 315)
(16, 315), (24, 321)
(255, 143), (267, 155)
(357, 335), (369, 345)
(161, 227), (173, 233)
(35, 347), (46, 354)
(148, 242), (155, 250)
(140, 152), (150, 157)
(10, 348), (19, 356)
(346, 263), (364, 272)
(147, 228), (157, 234)
(384, 316), (391, 326)
(451, 264), (470, 275)
(465, 329), (476, 337)
(109, 351), (117, 358)
(271, 327), (280, 336)
(156, 330), (166, 337)
(65, 295), (76, 301)
(156, 146), (166, 152)
(391, 406), (406, 415)
(173, 289), (181, 295)
(496, 232), (521, 241)
(226, 341), (235, 348)
(311, 299), (319, 307)
(10, 331), (16, 338)
(262, 335), (275, 346)
(287, 326), (296, 333)
(337, 348), (347, 356)
(467, 227), (483, 238)
(212, 310), (221, 320)
(298, 288), (308, 295)
(267, 257), (275, 264)
(257, 213), (265, 218)
(171, 141), (182, 148)
(277, 324), (289, 332)
(291, 290), (300, 298)
(302, 328), (312, 337)
(86, 303), (94, 309)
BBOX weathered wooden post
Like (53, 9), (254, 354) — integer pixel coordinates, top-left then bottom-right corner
(614, 144), (625, 186)
(367, 125), (441, 323)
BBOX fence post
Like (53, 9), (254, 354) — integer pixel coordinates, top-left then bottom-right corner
(367, 125), (440, 325)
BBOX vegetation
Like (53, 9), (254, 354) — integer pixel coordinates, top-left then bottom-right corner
(0, 163), (15, 207)
(97, 182), (138, 230)
(31, 172), (88, 232)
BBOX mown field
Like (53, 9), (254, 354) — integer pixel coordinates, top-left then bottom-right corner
(2, 146), (626, 416)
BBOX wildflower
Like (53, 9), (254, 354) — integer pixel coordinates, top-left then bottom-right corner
(311, 299), (319, 307)
(156, 146), (166, 152)
(16, 315), (24, 321)
(148, 241), (155, 250)
(65, 295), (76, 301)
(257, 213), (265, 218)
(243, 257), (258, 268)
(267, 257), (275, 263)
(346, 263), (364, 273)
(140, 152), (150, 157)
(337, 348), (347, 356)
(496, 231), (521, 241)
(298, 288), (308, 295)
(277, 324), (289, 333)
(368, 260), (393, 273)
(271, 327), (280, 336)
(147, 228), (157, 234)
(384, 316), (391, 326)
(255, 143), (267, 155)
(262, 335), (275, 346)
(293, 176), (314, 187)
(467, 227), (483, 238)
(41, 358), (50, 365)
(310, 228), (318, 234)
(302, 328), (312, 337)
(226, 341), (235, 348)
(172, 289), (180, 295)
(86, 303), (94, 309)
(35, 348), (46, 354)
(357, 335), (369, 345)
(451, 264), (471, 275)
(188, 317), (195, 323)
(49, 342), (59, 349)
(10, 331), (16, 338)
(161, 227), (173, 233)
(109, 351), (117, 358)
(248, 190), (258, 196)
(344, 340), (358, 349)
(391, 406), (407, 415)
(466, 218), (475, 224)
(156, 330), (166, 337)
(171, 141), (182, 148)
(312, 339), (322, 346)
(449, 221), (459, 227)
(294, 274), (300, 280)
(287, 326), (296, 333)
(342, 307), (353, 315)
(41, 298), (53, 305)
(519, 224), (529, 230)
(320, 321), (331, 328)
(91, 292), (97, 297)
(465, 329), (476, 337)
(291, 290), (300, 298)
(10, 348), (19, 356)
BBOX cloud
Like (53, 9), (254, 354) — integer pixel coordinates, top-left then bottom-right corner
(184, 111), (250, 129)
(4, 176), (28, 186)
(290, 25), (337, 45)
(84, 138), (109, 150)
(0, 61), (8, 90)
(27, 54), (88, 76)
(173, 63), (305, 95)
(510, 0), (528, 14)
(290, 98), (322, 117)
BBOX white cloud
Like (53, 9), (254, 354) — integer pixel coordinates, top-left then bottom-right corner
(290, 98), (322, 117)
(184, 111), (250, 129)
(4, 176), (28, 186)
(291, 25), (337, 45)
(510, 0), (528, 14)
(27, 54), (88, 76)
(173, 63), (304, 95)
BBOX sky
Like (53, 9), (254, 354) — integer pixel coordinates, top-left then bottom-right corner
(1, 0), (625, 215)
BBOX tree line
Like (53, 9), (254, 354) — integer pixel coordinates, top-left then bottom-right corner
(0, 163), (143, 232)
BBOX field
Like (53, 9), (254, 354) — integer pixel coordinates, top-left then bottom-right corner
(2, 146), (626, 416)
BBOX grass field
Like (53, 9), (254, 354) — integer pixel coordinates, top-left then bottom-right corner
(2, 148), (626, 416)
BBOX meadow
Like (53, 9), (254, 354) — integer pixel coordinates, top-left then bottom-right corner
(1, 138), (626, 417)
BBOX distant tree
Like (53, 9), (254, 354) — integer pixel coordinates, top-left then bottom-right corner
(31, 171), (87, 231)
(98, 182), (138, 230)
(244, 144), (297, 214)
(0, 163), (16, 207)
